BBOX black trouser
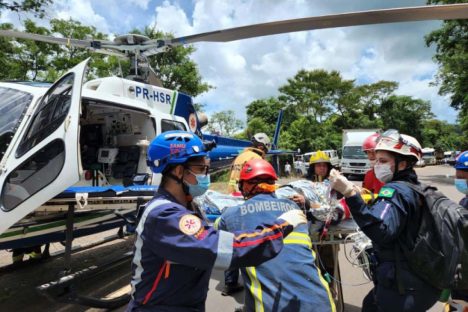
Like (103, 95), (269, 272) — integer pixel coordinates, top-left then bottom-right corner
(362, 261), (440, 312)
(224, 268), (240, 286)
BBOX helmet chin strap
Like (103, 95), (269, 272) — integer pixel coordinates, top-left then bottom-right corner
(240, 182), (254, 199)
(166, 171), (191, 196)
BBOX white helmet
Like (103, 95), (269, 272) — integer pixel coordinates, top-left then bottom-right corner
(251, 133), (271, 151)
(375, 130), (422, 161)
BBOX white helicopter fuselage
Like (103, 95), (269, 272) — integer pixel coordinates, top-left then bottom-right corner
(0, 60), (198, 241)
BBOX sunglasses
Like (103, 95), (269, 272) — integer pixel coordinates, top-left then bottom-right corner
(185, 164), (210, 176)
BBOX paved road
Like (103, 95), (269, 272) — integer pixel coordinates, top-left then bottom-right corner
(0, 165), (462, 311)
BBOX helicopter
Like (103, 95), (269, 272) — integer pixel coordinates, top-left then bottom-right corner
(0, 2), (467, 308)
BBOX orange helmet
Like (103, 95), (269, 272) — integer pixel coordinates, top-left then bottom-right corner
(363, 133), (380, 152)
(239, 159), (277, 182)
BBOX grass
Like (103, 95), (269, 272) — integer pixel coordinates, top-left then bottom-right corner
(210, 169), (230, 193)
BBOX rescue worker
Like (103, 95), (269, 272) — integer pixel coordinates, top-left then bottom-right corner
(306, 150), (333, 182)
(455, 150), (468, 208)
(292, 150), (340, 287)
(449, 150), (468, 310)
(362, 132), (384, 194)
(329, 129), (440, 312)
(127, 131), (306, 312)
(224, 132), (271, 295)
(228, 133), (271, 193)
(216, 158), (335, 312)
(291, 150), (336, 206)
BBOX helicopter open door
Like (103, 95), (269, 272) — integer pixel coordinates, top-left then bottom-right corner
(0, 59), (89, 235)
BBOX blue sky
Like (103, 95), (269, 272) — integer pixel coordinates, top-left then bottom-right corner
(0, 0), (461, 124)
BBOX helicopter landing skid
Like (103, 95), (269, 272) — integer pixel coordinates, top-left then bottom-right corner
(37, 251), (132, 309)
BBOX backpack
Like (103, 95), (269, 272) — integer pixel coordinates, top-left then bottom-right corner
(396, 182), (468, 291)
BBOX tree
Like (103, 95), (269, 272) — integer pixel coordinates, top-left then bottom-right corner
(0, 23), (18, 80)
(0, 20), (55, 80)
(0, 20), (211, 100)
(206, 110), (243, 136)
(379, 95), (434, 143)
(0, 0), (52, 17)
(422, 119), (464, 150)
(354, 81), (398, 121)
(279, 69), (353, 123)
(245, 117), (270, 139)
(426, 0), (468, 149)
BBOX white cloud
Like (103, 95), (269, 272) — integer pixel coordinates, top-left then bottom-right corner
(0, 0), (459, 124)
(150, 0), (458, 123)
(54, 0), (110, 34)
(128, 0), (151, 10)
(152, 1), (193, 35)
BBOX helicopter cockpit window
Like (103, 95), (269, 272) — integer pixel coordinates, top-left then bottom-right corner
(1, 139), (65, 211)
(0, 87), (33, 162)
(16, 74), (74, 158)
(161, 119), (186, 133)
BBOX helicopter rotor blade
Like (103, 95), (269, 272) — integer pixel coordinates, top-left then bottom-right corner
(158, 4), (468, 46)
(0, 29), (127, 58)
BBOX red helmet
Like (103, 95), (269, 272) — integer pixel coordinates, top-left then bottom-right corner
(239, 159), (277, 181)
(362, 133), (380, 152)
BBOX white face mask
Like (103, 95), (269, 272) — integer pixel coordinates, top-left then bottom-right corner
(374, 163), (393, 183)
(369, 159), (376, 167)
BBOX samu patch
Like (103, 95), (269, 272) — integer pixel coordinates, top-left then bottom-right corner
(378, 187), (395, 198)
(179, 214), (202, 235)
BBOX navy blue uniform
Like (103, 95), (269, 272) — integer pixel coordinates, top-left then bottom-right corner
(217, 193), (335, 312)
(345, 181), (440, 312)
(127, 190), (293, 312)
(451, 196), (468, 304)
(460, 196), (468, 209)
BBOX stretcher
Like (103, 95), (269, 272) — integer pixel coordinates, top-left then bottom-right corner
(312, 219), (361, 312)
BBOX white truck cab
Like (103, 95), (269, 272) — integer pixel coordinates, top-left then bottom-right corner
(341, 129), (379, 176)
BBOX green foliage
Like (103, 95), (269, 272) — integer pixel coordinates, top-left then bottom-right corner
(426, 0), (468, 149)
(245, 117), (270, 138)
(279, 69), (352, 122)
(0, 19), (210, 99)
(206, 110), (243, 136)
(379, 95), (433, 143)
(0, 0), (52, 17)
(210, 168), (230, 183)
(245, 68), (465, 153)
(422, 119), (463, 150)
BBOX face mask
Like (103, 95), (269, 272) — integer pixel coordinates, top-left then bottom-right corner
(185, 173), (210, 197)
(374, 163), (393, 183)
(454, 179), (468, 195)
(369, 160), (376, 168)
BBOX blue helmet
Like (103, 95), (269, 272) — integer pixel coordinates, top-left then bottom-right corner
(455, 151), (468, 170)
(147, 131), (208, 173)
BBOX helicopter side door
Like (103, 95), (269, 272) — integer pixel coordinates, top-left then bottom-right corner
(0, 59), (89, 234)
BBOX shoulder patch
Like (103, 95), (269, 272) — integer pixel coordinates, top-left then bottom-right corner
(179, 214), (202, 235)
(378, 187), (396, 198)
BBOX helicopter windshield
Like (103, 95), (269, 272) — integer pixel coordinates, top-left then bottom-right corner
(0, 87), (33, 162)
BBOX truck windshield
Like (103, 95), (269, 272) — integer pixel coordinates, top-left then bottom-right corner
(0, 87), (33, 161)
(343, 146), (367, 159)
(423, 152), (434, 158)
